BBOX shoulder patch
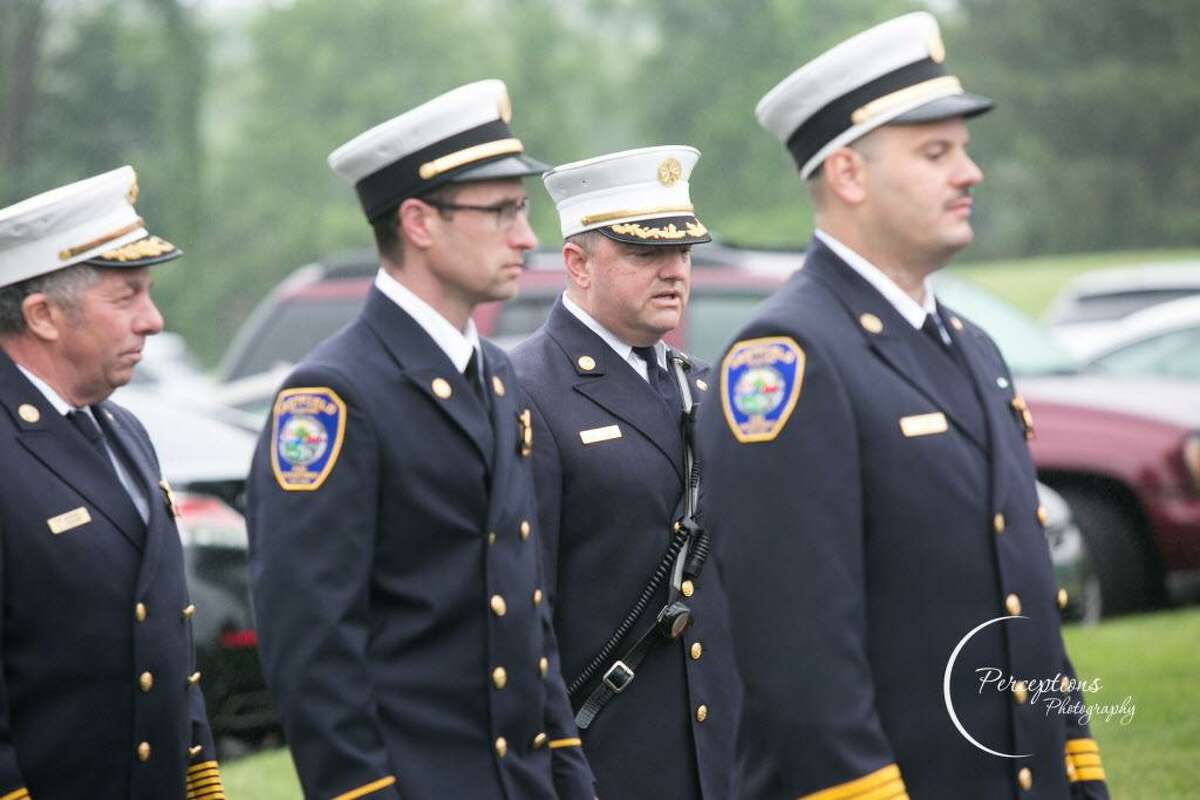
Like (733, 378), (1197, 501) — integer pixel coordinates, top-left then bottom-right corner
(270, 387), (347, 491)
(720, 336), (805, 443)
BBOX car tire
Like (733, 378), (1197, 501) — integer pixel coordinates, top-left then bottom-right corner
(1056, 487), (1163, 616)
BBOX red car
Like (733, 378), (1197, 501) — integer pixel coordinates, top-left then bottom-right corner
(217, 246), (1200, 617)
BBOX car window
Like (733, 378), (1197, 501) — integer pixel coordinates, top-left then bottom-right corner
(229, 296), (366, 380)
(1089, 326), (1200, 380)
(686, 293), (769, 364)
(1053, 289), (1200, 324)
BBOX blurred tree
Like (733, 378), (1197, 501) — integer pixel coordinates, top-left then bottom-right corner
(0, 0), (48, 199)
(170, 0), (632, 364)
(950, 0), (1200, 258)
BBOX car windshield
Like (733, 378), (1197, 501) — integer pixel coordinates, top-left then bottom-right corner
(1088, 325), (1200, 380)
(227, 295), (367, 381)
(1052, 288), (1200, 324)
(933, 273), (1079, 377)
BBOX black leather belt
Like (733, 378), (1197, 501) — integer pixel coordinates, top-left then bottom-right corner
(574, 601), (691, 730)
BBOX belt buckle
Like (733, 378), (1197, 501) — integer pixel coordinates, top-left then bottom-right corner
(602, 660), (635, 693)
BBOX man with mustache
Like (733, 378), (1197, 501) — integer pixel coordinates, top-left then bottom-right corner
(0, 167), (222, 798)
(511, 147), (740, 798)
(246, 80), (594, 799)
(697, 13), (1108, 800)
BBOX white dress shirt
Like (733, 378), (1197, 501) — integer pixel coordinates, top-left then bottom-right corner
(814, 229), (951, 344)
(17, 364), (149, 522)
(374, 268), (482, 371)
(561, 292), (665, 382)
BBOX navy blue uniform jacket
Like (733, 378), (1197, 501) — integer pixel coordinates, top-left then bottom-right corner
(0, 351), (219, 799)
(246, 286), (594, 800)
(511, 299), (741, 799)
(696, 239), (1108, 800)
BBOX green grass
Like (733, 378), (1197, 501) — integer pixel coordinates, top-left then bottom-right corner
(1062, 607), (1200, 800)
(955, 248), (1200, 317)
(223, 747), (301, 799)
(222, 608), (1200, 798)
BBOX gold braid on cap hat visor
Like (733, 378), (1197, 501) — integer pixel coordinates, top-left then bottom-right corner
(418, 138), (525, 180)
(609, 220), (708, 241)
(850, 75), (963, 125)
(580, 205), (695, 227)
(57, 218), (144, 261)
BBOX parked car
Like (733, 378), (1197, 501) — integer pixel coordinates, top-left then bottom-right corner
(1043, 261), (1200, 358)
(112, 385), (276, 748)
(1082, 294), (1200, 381)
(215, 247), (1134, 620)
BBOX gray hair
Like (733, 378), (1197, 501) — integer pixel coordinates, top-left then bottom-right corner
(565, 229), (605, 256)
(0, 263), (100, 336)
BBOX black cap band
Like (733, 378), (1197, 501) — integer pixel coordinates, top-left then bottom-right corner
(785, 58), (946, 172)
(354, 119), (516, 221)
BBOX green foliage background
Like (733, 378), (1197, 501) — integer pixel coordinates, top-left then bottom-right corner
(1, 0), (1198, 363)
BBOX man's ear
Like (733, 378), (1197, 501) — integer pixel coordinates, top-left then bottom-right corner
(397, 199), (436, 250)
(20, 293), (62, 342)
(822, 146), (869, 206)
(562, 241), (592, 290)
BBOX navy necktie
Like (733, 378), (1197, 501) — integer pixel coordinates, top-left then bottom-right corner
(464, 349), (489, 410)
(67, 409), (119, 480)
(633, 345), (679, 412)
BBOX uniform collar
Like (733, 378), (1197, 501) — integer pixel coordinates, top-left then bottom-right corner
(561, 291), (665, 378)
(813, 229), (938, 330)
(374, 268), (481, 372)
(16, 363), (76, 416)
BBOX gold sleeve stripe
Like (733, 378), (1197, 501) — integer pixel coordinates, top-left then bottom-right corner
(189, 776), (225, 791)
(188, 760), (221, 773)
(1065, 738), (1100, 754)
(0, 788), (30, 800)
(1071, 766), (1107, 783)
(844, 780), (907, 800)
(188, 768), (222, 781)
(332, 775), (397, 800)
(548, 737), (583, 749)
(190, 788), (227, 800)
(188, 772), (223, 786)
(1071, 753), (1103, 768)
(799, 764), (905, 800)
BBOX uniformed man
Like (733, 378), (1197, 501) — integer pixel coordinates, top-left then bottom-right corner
(510, 146), (741, 798)
(697, 13), (1109, 800)
(246, 80), (595, 799)
(0, 167), (223, 799)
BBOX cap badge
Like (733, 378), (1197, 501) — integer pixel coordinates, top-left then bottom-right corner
(126, 173), (140, 204)
(656, 158), (682, 187)
(498, 89), (513, 123)
(928, 29), (946, 63)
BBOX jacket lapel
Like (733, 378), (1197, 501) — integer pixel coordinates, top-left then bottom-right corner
(802, 239), (989, 453)
(0, 354), (145, 550)
(941, 306), (1017, 514)
(97, 403), (167, 588)
(361, 287), (495, 469)
(545, 300), (684, 482)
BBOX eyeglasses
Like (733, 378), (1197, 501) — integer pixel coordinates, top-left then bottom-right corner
(424, 196), (531, 230)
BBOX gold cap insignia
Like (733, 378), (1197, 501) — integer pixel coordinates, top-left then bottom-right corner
(498, 89), (512, 123)
(656, 157), (682, 187)
(18, 403), (40, 423)
(127, 172), (140, 204)
(859, 313), (884, 334)
(928, 30), (946, 64)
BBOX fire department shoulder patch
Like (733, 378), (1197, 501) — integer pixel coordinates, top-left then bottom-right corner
(720, 336), (805, 444)
(270, 387), (347, 491)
